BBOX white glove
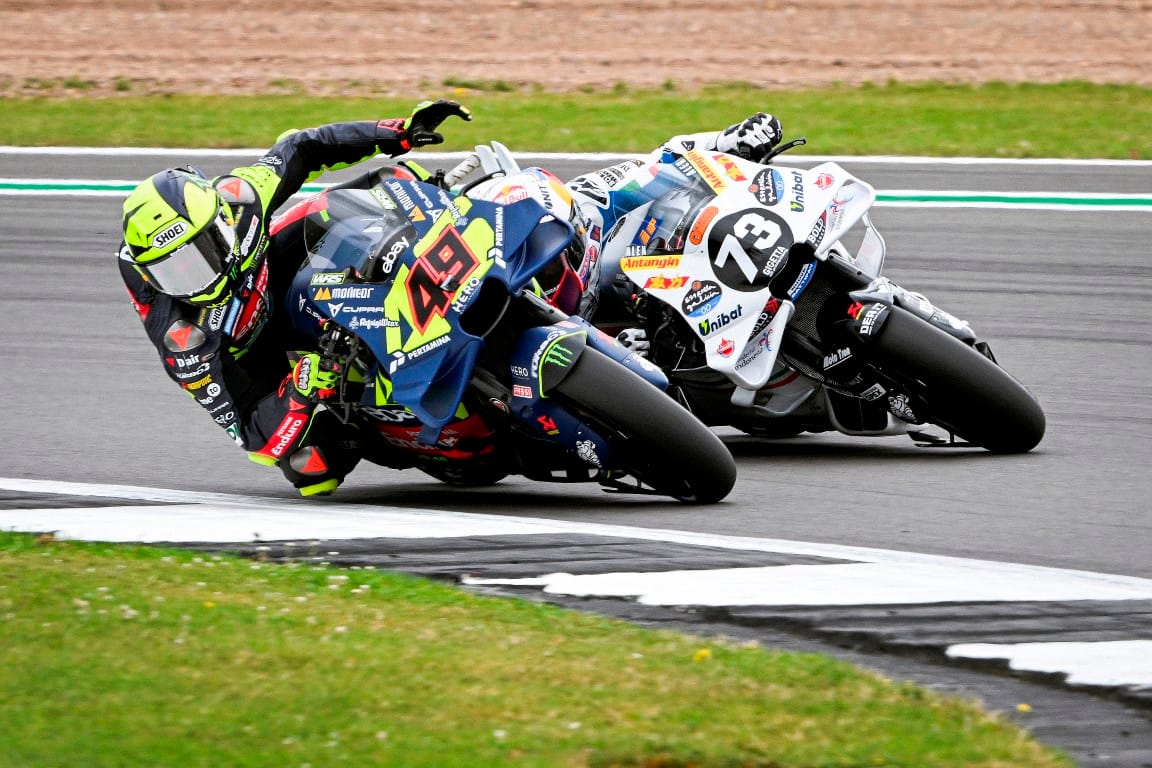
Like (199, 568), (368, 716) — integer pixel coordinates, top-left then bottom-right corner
(715, 112), (783, 161)
(616, 328), (650, 357)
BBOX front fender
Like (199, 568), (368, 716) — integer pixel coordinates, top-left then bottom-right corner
(510, 320), (589, 401)
(583, 322), (668, 390)
(509, 316), (668, 402)
(506, 319), (667, 477)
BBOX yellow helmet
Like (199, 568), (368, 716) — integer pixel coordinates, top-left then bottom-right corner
(121, 168), (240, 306)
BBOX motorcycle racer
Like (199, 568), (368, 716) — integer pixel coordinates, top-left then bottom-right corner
(117, 100), (472, 496)
(467, 112), (785, 325)
(556, 113), (974, 364)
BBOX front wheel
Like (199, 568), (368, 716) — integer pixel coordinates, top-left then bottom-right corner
(553, 348), (737, 503)
(862, 306), (1045, 453)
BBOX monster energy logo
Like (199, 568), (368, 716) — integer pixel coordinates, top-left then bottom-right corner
(543, 344), (574, 368)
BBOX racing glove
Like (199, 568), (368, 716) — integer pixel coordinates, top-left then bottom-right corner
(616, 328), (651, 357)
(715, 112), (783, 161)
(376, 99), (472, 152)
(291, 352), (340, 402)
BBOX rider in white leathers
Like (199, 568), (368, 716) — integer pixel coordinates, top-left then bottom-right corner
(469, 113), (971, 362)
(467, 113), (785, 335)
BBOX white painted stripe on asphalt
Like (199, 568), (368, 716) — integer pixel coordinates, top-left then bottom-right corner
(3, 478), (1151, 601)
(947, 640), (1152, 687)
(6, 477), (1150, 691)
(464, 563), (1152, 606)
(0, 503), (573, 543)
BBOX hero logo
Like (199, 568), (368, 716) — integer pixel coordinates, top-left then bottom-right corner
(451, 276), (483, 313)
(151, 221), (188, 249)
(698, 305), (743, 336)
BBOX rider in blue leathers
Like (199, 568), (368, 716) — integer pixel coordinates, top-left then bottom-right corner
(118, 100), (472, 497)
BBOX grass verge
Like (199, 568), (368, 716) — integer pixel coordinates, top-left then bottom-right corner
(1, 81), (1149, 158)
(0, 531), (1071, 767)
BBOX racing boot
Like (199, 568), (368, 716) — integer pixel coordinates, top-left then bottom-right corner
(279, 412), (362, 497)
(283, 446), (342, 497)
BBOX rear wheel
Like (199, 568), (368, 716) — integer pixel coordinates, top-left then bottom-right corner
(864, 306), (1045, 453)
(553, 348), (737, 503)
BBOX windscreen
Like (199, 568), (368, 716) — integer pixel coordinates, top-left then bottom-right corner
(638, 163), (718, 254)
(303, 188), (417, 274)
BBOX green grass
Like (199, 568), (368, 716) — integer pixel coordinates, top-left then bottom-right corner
(0, 532), (1071, 767)
(2, 81), (1149, 158)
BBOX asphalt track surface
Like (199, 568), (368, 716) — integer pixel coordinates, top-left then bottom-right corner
(2, 150), (1151, 765)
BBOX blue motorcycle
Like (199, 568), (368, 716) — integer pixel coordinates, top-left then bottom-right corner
(282, 171), (736, 503)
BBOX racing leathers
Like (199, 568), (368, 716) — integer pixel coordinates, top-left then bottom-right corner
(564, 113), (784, 322)
(118, 117), (455, 495)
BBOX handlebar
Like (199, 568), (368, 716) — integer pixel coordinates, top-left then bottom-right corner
(759, 137), (807, 164)
(442, 153), (481, 189)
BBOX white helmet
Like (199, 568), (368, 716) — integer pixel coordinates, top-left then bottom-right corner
(468, 167), (588, 314)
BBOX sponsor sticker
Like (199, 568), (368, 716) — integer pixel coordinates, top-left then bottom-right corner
(151, 221), (187, 249)
(698, 305), (744, 337)
(310, 272), (346, 285)
(620, 254), (682, 271)
(858, 302), (888, 337)
(681, 280), (722, 317)
(789, 170), (806, 213)
(576, 440), (601, 467)
(888, 393), (917, 421)
(688, 205), (719, 245)
(643, 275), (688, 290)
(683, 150), (728, 193)
(749, 168), (784, 206)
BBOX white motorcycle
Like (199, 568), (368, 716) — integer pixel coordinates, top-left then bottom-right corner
(445, 139), (1045, 453)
